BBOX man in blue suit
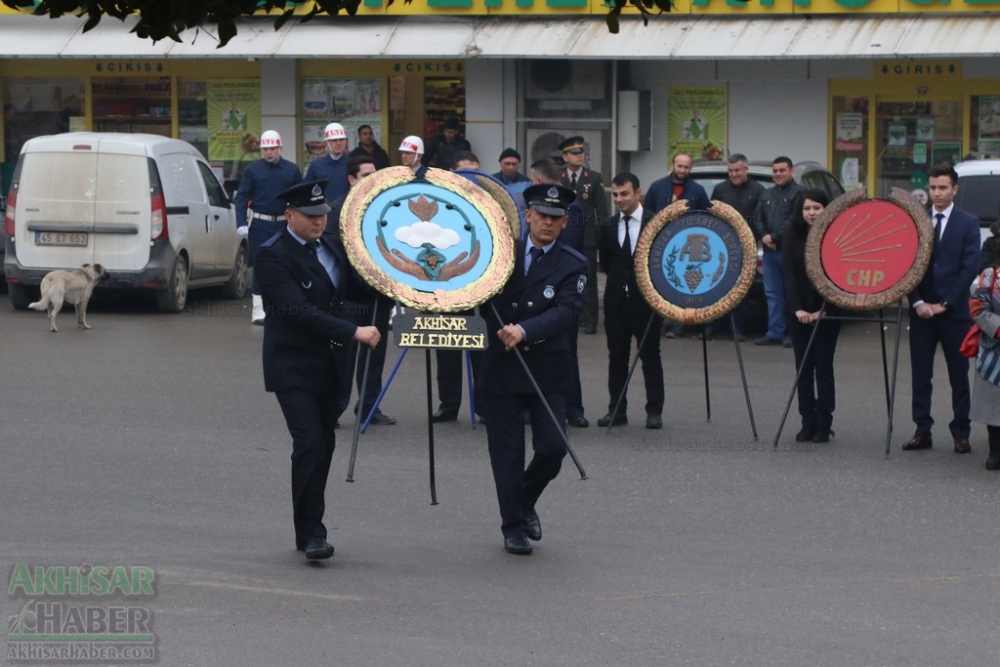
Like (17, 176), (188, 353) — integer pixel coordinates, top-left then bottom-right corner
(255, 180), (381, 560)
(903, 164), (981, 454)
(480, 183), (588, 556)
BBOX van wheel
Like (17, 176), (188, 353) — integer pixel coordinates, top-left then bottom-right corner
(9, 283), (37, 311)
(156, 255), (188, 313)
(220, 245), (248, 300)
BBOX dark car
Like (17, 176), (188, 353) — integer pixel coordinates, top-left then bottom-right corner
(687, 160), (846, 321)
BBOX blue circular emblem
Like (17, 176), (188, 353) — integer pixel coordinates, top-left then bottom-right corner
(363, 183), (493, 292)
(648, 211), (746, 310)
(341, 167), (516, 313)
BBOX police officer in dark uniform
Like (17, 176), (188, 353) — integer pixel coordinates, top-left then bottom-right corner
(480, 183), (589, 556)
(234, 130), (302, 324)
(255, 180), (381, 560)
(559, 136), (606, 334)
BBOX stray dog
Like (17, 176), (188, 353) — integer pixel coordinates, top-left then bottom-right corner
(28, 263), (107, 333)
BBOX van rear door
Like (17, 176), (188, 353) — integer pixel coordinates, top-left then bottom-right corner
(91, 137), (152, 271)
(13, 146), (99, 269)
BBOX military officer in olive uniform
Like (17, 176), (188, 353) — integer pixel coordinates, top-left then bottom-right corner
(255, 180), (381, 561)
(480, 183), (589, 556)
(559, 136), (606, 334)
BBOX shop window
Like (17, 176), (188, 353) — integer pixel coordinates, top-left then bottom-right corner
(3, 77), (85, 165)
(970, 95), (1000, 157)
(300, 77), (383, 171)
(92, 76), (172, 136)
(831, 96), (868, 192)
(874, 100), (962, 198)
(424, 78), (466, 141)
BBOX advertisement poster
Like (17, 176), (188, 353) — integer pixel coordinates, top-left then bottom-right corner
(667, 86), (726, 162)
(207, 80), (261, 162)
(300, 78), (382, 168)
(887, 122), (908, 147)
(978, 95), (1000, 152)
(931, 141), (962, 167)
(835, 113), (864, 151)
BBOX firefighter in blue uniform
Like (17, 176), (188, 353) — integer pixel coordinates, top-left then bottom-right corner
(304, 122), (351, 205)
(235, 130), (302, 324)
(480, 183), (589, 556)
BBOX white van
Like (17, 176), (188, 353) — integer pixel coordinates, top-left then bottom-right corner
(3, 132), (248, 312)
(953, 158), (1000, 245)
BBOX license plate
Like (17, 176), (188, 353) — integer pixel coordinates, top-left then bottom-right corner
(35, 232), (88, 247)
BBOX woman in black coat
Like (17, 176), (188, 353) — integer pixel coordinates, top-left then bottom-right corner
(782, 188), (841, 443)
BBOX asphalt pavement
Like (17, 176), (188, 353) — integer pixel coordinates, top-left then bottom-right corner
(2, 289), (999, 667)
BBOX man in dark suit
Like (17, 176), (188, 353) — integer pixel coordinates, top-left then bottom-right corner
(481, 183), (588, 556)
(597, 173), (664, 430)
(255, 180), (381, 560)
(559, 135), (606, 334)
(903, 164), (981, 454)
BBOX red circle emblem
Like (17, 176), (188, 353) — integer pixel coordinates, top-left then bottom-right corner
(820, 200), (921, 295)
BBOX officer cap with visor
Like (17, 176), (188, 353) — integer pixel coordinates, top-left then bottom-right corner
(523, 183), (576, 217)
(279, 180), (332, 216)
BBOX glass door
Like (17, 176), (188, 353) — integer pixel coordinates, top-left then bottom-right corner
(875, 99), (963, 199)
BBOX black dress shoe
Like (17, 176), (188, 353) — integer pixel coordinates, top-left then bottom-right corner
(503, 536), (533, 555)
(986, 456), (1000, 470)
(795, 426), (815, 442)
(567, 415), (589, 428)
(304, 537), (334, 560)
(584, 326), (597, 334)
(645, 415), (663, 430)
(597, 413), (628, 427)
(755, 336), (781, 346)
(525, 509), (542, 541)
(368, 410), (397, 425)
(812, 429), (833, 443)
(431, 409), (458, 423)
(902, 433), (933, 451)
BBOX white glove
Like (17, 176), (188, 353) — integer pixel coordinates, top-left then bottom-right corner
(236, 226), (248, 237)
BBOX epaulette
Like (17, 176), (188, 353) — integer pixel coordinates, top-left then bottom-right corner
(559, 243), (587, 264)
(260, 231), (283, 249)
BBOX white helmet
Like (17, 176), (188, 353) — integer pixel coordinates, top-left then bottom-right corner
(260, 130), (282, 148)
(324, 122), (347, 141)
(399, 135), (424, 155)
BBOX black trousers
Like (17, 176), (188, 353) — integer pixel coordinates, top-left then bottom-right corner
(436, 349), (485, 415)
(274, 386), (339, 547)
(565, 323), (585, 419)
(787, 316), (842, 431)
(909, 315), (971, 439)
(482, 390), (567, 539)
(580, 246), (599, 329)
(605, 298), (664, 415)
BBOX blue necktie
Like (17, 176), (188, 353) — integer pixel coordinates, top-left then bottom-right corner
(527, 246), (544, 276)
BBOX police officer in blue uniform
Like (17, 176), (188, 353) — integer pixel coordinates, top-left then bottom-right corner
(255, 180), (381, 560)
(234, 130), (302, 324)
(480, 183), (589, 556)
(304, 122), (351, 205)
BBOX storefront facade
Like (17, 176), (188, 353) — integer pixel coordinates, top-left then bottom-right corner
(3, 1), (1000, 201)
